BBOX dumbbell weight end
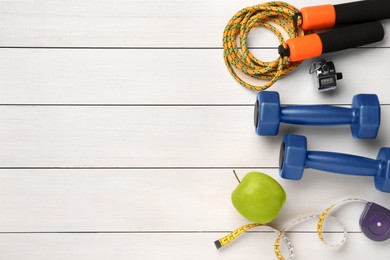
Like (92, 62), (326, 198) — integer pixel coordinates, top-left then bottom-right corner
(279, 134), (390, 192)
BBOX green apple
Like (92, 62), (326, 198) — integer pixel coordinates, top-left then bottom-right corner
(231, 171), (286, 223)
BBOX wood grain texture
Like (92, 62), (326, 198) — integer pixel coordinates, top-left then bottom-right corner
(1, 0), (390, 47)
(0, 106), (388, 168)
(0, 48), (389, 105)
(0, 233), (387, 260)
(1, 0), (390, 259)
(0, 169), (388, 232)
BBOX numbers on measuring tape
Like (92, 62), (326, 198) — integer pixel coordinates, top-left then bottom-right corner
(215, 223), (295, 260)
(214, 223), (262, 249)
(214, 198), (387, 260)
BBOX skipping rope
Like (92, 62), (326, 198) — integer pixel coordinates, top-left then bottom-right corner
(223, 2), (306, 91)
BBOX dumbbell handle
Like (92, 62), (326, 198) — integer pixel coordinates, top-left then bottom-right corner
(300, 0), (390, 30)
(280, 106), (353, 125)
(306, 151), (380, 177)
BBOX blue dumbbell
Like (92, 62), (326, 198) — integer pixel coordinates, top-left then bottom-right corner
(254, 91), (381, 139)
(279, 134), (390, 192)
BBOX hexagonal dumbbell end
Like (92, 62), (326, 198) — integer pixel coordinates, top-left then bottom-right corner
(279, 134), (307, 180)
(375, 148), (390, 192)
(279, 134), (390, 193)
(254, 91), (280, 135)
(351, 94), (381, 139)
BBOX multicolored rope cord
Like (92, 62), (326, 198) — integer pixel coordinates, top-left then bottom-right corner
(223, 1), (306, 91)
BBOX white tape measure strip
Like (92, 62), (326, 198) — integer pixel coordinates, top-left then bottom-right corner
(215, 198), (369, 260)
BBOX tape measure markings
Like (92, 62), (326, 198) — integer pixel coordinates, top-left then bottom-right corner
(215, 222), (295, 260)
(215, 198), (372, 260)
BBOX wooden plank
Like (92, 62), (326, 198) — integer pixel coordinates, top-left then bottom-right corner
(1, 0), (390, 47)
(0, 169), (388, 232)
(0, 48), (389, 105)
(0, 233), (387, 260)
(1, 1), (388, 259)
(0, 106), (389, 168)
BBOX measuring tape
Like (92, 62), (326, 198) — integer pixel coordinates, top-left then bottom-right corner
(223, 1), (388, 91)
(214, 223), (295, 258)
(215, 198), (390, 260)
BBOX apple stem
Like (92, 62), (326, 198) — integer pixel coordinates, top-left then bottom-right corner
(233, 170), (241, 183)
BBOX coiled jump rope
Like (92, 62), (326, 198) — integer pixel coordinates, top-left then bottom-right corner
(224, 1), (389, 91)
(223, 2), (304, 91)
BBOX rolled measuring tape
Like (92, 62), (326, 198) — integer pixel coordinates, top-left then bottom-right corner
(214, 198), (390, 260)
(223, 1), (388, 91)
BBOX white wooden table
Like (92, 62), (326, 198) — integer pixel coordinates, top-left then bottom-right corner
(0, 0), (389, 259)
